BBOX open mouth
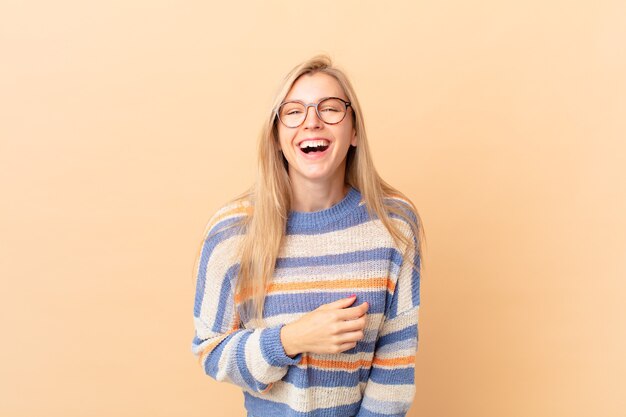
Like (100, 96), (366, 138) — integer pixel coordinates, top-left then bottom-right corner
(298, 139), (331, 156)
(301, 144), (329, 154)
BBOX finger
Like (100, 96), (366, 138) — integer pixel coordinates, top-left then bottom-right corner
(317, 295), (356, 310)
(337, 341), (358, 353)
(338, 316), (366, 332)
(338, 329), (365, 344)
(336, 301), (368, 320)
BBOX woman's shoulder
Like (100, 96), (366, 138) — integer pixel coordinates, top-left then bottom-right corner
(201, 194), (253, 240)
(381, 191), (421, 249)
(383, 192), (418, 223)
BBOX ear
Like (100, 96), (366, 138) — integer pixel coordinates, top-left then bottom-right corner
(351, 127), (357, 147)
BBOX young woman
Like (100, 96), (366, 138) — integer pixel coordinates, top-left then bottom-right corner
(191, 54), (424, 417)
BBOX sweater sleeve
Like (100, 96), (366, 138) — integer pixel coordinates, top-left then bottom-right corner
(356, 235), (421, 417)
(190, 210), (303, 393)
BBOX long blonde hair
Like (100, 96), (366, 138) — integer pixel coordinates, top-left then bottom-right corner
(203, 54), (424, 326)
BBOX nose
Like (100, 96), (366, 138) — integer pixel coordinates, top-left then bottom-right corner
(303, 104), (323, 129)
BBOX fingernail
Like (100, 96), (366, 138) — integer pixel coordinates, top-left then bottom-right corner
(348, 294), (356, 298)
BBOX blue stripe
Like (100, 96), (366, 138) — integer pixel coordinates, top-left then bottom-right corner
(357, 410), (409, 417)
(287, 195), (418, 237)
(359, 397), (412, 417)
(285, 195), (372, 235)
(259, 325), (302, 367)
(236, 331), (270, 392)
(204, 330), (247, 378)
(377, 324), (417, 348)
(281, 365), (373, 388)
(211, 215), (245, 234)
(389, 287), (398, 318)
(411, 250), (422, 307)
(356, 410), (408, 417)
(353, 339), (376, 353)
(388, 253), (420, 319)
(286, 203), (372, 234)
(368, 366), (415, 385)
(387, 202), (420, 317)
(212, 264), (239, 332)
(193, 220), (244, 318)
(247, 291), (388, 316)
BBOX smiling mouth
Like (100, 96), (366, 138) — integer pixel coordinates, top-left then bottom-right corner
(301, 144), (329, 154)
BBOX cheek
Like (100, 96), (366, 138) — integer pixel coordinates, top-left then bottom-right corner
(276, 133), (285, 151)
(335, 126), (354, 147)
(277, 129), (293, 151)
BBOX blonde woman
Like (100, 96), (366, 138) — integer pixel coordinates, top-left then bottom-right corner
(192, 54), (424, 417)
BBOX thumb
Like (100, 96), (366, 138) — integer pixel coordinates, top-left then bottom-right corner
(317, 294), (357, 310)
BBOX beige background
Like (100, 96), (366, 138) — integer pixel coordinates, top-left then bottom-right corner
(1, 1), (625, 416)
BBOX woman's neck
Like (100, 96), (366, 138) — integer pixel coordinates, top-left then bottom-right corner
(289, 181), (350, 213)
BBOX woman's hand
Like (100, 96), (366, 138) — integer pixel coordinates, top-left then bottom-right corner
(280, 295), (369, 356)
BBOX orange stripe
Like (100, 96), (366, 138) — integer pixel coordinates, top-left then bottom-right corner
(260, 382), (274, 393)
(298, 354), (415, 370)
(372, 355), (416, 367)
(197, 323), (241, 366)
(235, 277), (395, 304)
(231, 311), (240, 331)
(268, 277), (394, 293)
(299, 355), (373, 370)
(197, 333), (229, 366)
(206, 205), (251, 235)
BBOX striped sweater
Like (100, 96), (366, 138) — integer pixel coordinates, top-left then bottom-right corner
(191, 186), (421, 417)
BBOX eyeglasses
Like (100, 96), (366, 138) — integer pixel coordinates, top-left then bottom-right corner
(276, 96), (352, 128)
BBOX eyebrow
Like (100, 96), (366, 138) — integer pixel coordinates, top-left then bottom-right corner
(282, 96), (347, 103)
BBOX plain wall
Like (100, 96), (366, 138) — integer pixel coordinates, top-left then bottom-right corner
(1, 1), (625, 416)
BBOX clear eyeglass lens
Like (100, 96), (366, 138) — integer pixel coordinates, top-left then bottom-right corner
(279, 98), (346, 127)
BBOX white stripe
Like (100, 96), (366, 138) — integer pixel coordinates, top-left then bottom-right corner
(379, 306), (419, 336)
(197, 233), (244, 332)
(244, 329), (289, 384)
(214, 330), (248, 386)
(280, 218), (409, 258)
(243, 380), (367, 412)
(360, 380), (415, 407)
(273, 260), (399, 282)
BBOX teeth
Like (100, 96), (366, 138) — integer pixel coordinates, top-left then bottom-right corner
(299, 139), (329, 149)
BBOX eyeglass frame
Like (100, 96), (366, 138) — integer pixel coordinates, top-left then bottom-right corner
(275, 96), (352, 128)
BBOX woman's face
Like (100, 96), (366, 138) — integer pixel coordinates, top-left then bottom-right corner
(277, 72), (357, 187)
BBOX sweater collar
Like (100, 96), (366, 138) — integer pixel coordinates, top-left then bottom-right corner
(286, 186), (362, 232)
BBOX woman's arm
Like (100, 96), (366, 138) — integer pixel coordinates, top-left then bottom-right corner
(355, 307), (419, 417)
(355, 241), (421, 417)
(192, 317), (302, 394)
(191, 209), (302, 394)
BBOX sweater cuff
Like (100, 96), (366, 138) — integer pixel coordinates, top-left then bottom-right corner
(260, 324), (303, 367)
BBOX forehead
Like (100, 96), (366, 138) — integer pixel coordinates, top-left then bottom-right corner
(284, 72), (347, 102)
